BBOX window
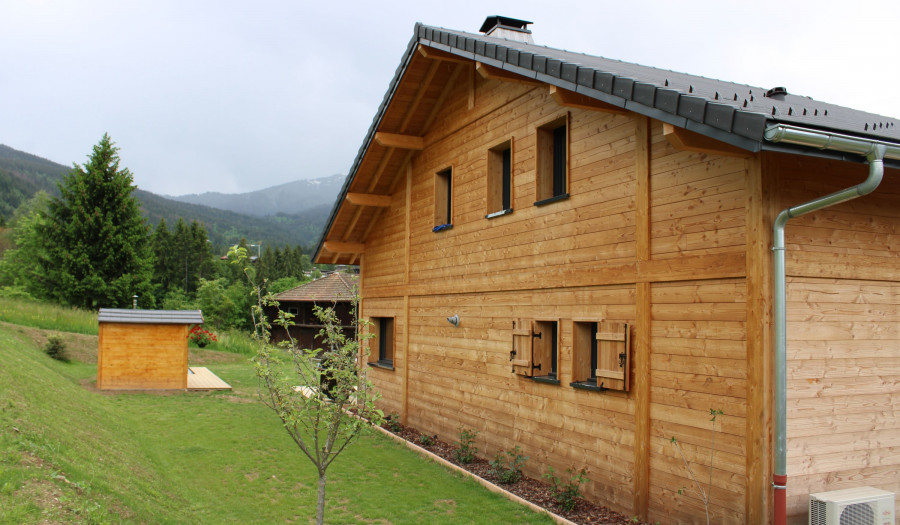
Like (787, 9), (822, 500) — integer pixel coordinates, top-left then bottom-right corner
(433, 167), (453, 231)
(535, 116), (569, 206)
(571, 321), (630, 392)
(487, 140), (513, 217)
(510, 318), (558, 385)
(369, 317), (394, 369)
(532, 320), (559, 383)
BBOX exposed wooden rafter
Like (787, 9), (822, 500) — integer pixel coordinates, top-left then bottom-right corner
(346, 192), (392, 208)
(417, 44), (470, 63)
(323, 241), (364, 254)
(663, 122), (751, 158)
(374, 132), (424, 150)
(549, 86), (628, 115)
(476, 63), (540, 86)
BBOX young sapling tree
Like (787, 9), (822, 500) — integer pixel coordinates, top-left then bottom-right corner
(231, 246), (382, 525)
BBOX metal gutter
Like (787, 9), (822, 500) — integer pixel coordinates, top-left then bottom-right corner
(765, 123), (898, 525)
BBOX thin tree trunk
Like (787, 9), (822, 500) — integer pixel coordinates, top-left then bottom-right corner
(316, 470), (326, 525)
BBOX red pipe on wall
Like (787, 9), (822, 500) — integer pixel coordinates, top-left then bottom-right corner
(774, 474), (787, 525)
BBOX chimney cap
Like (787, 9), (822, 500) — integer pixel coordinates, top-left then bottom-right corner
(479, 16), (533, 34)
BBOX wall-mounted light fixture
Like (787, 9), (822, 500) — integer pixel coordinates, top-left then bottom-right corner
(447, 314), (460, 327)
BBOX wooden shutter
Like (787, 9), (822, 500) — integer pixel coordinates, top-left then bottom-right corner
(595, 322), (630, 391)
(511, 319), (534, 376)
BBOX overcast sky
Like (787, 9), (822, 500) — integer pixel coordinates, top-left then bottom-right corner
(2, 0), (898, 196)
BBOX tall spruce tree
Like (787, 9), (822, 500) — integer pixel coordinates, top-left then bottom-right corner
(41, 134), (153, 309)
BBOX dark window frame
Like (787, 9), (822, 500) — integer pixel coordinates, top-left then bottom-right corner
(433, 167), (453, 231)
(368, 316), (395, 370)
(535, 114), (570, 206)
(487, 139), (513, 218)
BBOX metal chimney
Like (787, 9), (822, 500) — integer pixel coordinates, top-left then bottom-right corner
(479, 16), (534, 43)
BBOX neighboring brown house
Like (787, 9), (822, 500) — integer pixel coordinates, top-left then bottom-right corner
(97, 308), (203, 390)
(269, 272), (358, 350)
(313, 16), (899, 525)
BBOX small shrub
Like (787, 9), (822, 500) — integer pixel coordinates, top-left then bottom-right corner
(188, 325), (217, 347)
(384, 413), (403, 433)
(489, 446), (528, 484)
(454, 427), (479, 464)
(544, 466), (588, 512)
(43, 335), (69, 362)
(417, 434), (435, 447)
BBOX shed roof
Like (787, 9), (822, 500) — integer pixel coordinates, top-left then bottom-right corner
(98, 308), (204, 325)
(314, 20), (900, 264)
(274, 272), (358, 303)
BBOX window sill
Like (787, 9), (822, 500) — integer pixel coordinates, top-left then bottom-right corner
(534, 193), (569, 207)
(485, 208), (513, 219)
(368, 360), (394, 371)
(530, 375), (560, 385)
(432, 223), (453, 233)
(570, 381), (605, 392)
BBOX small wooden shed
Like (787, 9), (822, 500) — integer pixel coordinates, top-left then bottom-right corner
(97, 308), (203, 390)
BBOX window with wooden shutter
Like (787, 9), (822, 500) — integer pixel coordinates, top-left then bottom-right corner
(595, 322), (629, 392)
(532, 320), (559, 383)
(510, 318), (533, 376)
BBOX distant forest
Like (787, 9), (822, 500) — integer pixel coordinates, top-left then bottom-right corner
(0, 144), (331, 252)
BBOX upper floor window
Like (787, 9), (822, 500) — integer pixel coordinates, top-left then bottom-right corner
(535, 115), (569, 206)
(433, 167), (453, 232)
(486, 140), (513, 218)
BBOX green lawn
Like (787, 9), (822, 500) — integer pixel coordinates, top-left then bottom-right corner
(0, 317), (552, 524)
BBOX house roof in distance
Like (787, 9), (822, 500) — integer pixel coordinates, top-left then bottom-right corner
(98, 308), (204, 325)
(274, 272), (358, 303)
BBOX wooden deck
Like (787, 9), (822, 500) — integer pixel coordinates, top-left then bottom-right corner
(187, 367), (232, 390)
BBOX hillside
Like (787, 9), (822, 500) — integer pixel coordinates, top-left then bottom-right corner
(167, 173), (344, 217)
(0, 144), (332, 248)
(0, 307), (552, 524)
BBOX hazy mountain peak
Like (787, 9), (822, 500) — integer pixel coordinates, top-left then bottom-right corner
(167, 173), (344, 217)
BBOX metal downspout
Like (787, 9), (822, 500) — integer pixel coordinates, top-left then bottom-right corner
(767, 124), (890, 525)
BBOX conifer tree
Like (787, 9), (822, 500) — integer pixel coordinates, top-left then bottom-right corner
(41, 134), (154, 309)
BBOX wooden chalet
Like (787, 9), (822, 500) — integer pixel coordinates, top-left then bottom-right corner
(269, 272), (358, 349)
(314, 16), (899, 524)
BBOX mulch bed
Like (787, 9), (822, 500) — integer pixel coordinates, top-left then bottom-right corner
(379, 418), (653, 525)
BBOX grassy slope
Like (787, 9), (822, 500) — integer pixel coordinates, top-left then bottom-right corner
(0, 321), (551, 524)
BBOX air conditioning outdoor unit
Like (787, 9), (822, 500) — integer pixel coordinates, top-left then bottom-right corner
(809, 486), (895, 525)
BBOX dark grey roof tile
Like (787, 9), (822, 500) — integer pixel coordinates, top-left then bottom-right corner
(655, 89), (680, 114)
(704, 102), (735, 132)
(678, 95), (707, 123)
(633, 82), (656, 107)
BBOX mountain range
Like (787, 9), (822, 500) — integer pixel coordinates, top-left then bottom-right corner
(0, 144), (342, 250)
(166, 174), (344, 218)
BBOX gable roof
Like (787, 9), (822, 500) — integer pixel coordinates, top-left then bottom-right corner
(274, 272), (358, 303)
(314, 20), (900, 265)
(98, 308), (204, 325)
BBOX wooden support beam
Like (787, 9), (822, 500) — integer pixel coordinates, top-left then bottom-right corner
(323, 241), (364, 254)
(374, 132), (424, 150)
(475, 62), (540, 86)
(423, 63), (465, 131)
(663, 122), (751, 158)
(346, 192), (392, 207)
(417, 44), (471, 64)
(549, 86), (628, 115)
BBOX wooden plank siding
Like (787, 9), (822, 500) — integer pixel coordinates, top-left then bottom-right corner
(340, 54), (900, 524)
(352, 70), (760, 524)
(770, 153), (900, 522)
(97, 323), (189, 390)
